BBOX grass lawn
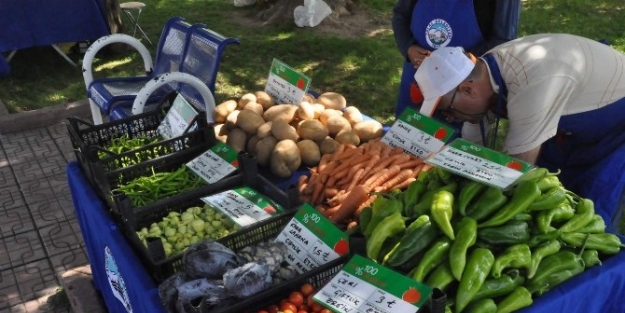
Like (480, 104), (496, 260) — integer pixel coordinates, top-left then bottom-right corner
(1, 0), (625, 125)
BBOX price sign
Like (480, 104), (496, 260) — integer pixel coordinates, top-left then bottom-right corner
(381, 107), (456, 159)
(201, 187), (284, 227)
(158, 94), (199, 139)
(275, 203), (349, 273)
(428, 138), (532, 189)
(265, 58), (311, 104)
(313, 255), (432, 313)
(187, 142), (239, 184)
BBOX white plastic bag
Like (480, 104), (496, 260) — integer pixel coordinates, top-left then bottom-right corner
(294, 0), (332, 28)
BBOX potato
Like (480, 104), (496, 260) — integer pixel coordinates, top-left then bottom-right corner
(297, 101), (316, 120)
(263, 104), (298, 123)
(213, 123), (229, 143)
(326, 115), (352, 137)
(254, 136), (278, 166)
(226, 128), (247, 152)
(225, 110), (240, 130)
(255, 91), (275, 110)
(297, 140), (321, 167)
(271, 119), (299, 142)
(238, 93), (256, 109)
(311, 103), (325, 119)
(236, 109), (265, 134)
(270, 139), (301, 178)
(343, 106), (364, 125)
(246, 135), (260, 155)
(298, 119), (329, 142)
(214, 99), (237, 123)
(319, 109), (343, 125)
(353, 120), (384, 142)
(335, 130), (360, 146)
(317, 92), (347, 110)
(319, 137), (340, 155)
(257, 121), (273, 139)
(303, 93), (316, 103)
(243, 101), (264, 116)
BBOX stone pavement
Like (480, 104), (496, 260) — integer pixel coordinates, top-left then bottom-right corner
(0, 101), (107, 312)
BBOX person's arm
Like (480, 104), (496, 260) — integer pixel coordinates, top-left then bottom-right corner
(472, 0), (521, 55)
(392, 0), (419, 62)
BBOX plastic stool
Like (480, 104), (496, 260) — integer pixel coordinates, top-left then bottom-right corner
(120, 2), (152, 45)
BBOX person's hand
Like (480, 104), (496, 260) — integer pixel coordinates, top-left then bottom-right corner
(407, 45), (431, 69)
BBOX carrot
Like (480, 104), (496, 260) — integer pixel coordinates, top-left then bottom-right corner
(389, 146), (406, 155)
(369, 154), (406, 174)
(356, 154), (381, 184)
(299, 194), (312, 203)
(367, 165), (401, 192)
(311, 179), (325, 204)
(346, 220), (359, 230)
(334, 152), (369, 174)
(337, 164), (363, 188)
(410, 163), (425, 178)
(397, 158), (424, 170)
(318, 154), (333, 171)
(346, 168), (365, 192)
(393, 177), (417, 191)
(375, 168), (413, 192)
(389, 154), (411, 167)
(355, 194), (378, 217)
(327, 190), (348, 207)
(324, 187), (340, 198)
(298, 175), (309, 193)
(327, 185), (370, 223)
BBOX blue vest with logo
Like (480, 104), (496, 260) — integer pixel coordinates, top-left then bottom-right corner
(396, 0), (484, 118)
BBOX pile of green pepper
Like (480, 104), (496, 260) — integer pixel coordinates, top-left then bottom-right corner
(354, 166), (624, 313)
(97, 134), (169, 167)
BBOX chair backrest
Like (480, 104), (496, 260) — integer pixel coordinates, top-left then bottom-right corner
(177, 26), (240, 111)
(152, 17), (195, 75)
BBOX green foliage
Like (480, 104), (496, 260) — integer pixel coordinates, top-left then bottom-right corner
(1, 0), (625, 123)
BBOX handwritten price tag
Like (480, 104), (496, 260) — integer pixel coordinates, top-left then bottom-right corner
(187, 142), (239, 184)
(275, 203), (349, 273)
(201, 187), (284, 227)
(382, 107), (455, 159)
(157, 94), (199, 139)
(264, 58), (311, 104)
(427, 138), (532, 189)
(313, 255), (431, 313)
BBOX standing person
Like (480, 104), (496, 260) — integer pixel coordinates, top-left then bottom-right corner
(393, 0), (521, 118)
(414, 34), (625, 221)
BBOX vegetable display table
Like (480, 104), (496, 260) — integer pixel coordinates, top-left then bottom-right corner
(67, 161), (625, 313)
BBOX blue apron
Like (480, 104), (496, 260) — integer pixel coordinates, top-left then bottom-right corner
(484, 54), (625, 231)
(395, 0), (484, 118)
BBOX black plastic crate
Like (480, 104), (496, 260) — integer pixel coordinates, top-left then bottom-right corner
(120, 156), (300, 282)
(66, 104), (213, 200)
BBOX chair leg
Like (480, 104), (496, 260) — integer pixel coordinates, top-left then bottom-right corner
(122, 8), (152, 45)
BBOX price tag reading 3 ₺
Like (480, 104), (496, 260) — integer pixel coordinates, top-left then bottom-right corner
(313, 255), (432, 313)
(275, 203), (349, 273)
(157, 94), (199, 139)
(382, 107), (455, 159)
(187, 142), (239, 184)
(264, 58), (311, 104)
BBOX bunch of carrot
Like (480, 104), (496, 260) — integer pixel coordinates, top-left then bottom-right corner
(298, 138), (431, 226)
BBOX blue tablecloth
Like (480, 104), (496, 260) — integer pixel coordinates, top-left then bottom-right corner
(67, 161), (625, 313)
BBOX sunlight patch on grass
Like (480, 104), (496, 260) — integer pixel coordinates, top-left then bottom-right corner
(45, 94), (67, 102)
(95, 57), (134, 72)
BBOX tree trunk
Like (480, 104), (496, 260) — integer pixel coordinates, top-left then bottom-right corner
(256, 0), (352, 26)
(103, 0), (128, 53)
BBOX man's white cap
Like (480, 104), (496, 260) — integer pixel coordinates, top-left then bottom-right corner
(415, 47), (476, 117)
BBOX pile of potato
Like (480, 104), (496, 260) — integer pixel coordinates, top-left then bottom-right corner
(212, 91), (384, 178)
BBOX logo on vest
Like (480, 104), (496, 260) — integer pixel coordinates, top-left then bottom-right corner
(425, 19), (452, 48)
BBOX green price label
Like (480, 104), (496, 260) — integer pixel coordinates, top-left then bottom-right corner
(399, 107), (456, 142)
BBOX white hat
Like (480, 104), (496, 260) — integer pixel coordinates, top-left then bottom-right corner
(415, 47), (476, 117)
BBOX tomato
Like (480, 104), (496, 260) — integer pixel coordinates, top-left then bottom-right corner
(282, 310), (295, 313)
(299, 304), (310, 311)
(297, 311), (308, 313)
(311, 302), (323, 312)
(320, 309), (331, 313)
(257, 311), (269, 313)
(300, 283), (315, 297)
(280, 302), (298, 312)
(288, 292), (304, 307)
(280, 299), (289, 306)
(266, 304), (279, 313)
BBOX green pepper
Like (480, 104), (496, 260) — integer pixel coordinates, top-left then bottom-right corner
(455, 248), (495, 313)
(425, 262), (456, 292)
(472, 269), (525, 302)
(528, 186), (567, 211)
(558, 198), (595, 233)
(431, 190), (455, 240)
(402, 180), (427, 217)
(536, 201), (574, 234)
(465, 298), (497, 313)
(491, 244), (531, 278)
(581, 249), (602, 268)
(383, 215), (438, 267)
(576, 214), (606, 234)
(527, 230), (562, 248)
(479, 180), (541, 228)
(358, 206), (373, 235)
(517, 167), (548, 184)
(477, 220), (530, 246)
(465, 186), (508, 222)
(366, 211), (406, 261)
(528, 239), (561, 279)
(536, 174), (562, 192)
(413, 182), (458, 217)
(526, 250), (585, 295)
(458, 180), (487, 216)
(435, 167), (455, 184)
(412, 237), (452, 282)
(449, 217), (477, 280)
(560, 232), (625, 255)
(511, 213), (533, 222)
(496, 286), (533, 313)
(364, 194), (402, 238)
